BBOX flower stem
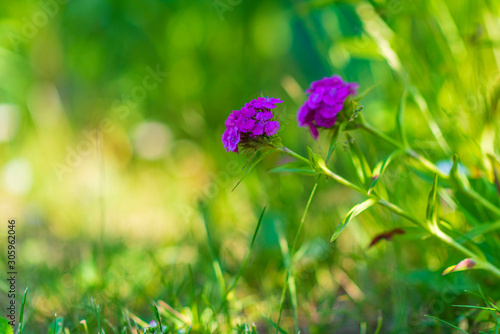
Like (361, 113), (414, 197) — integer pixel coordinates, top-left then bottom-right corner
(321, 168), (367, 194)
(278, 146), (311, 165)
(278, 147), (500, 278)
(360, 121), (500, 217)
(360, 122), (448, 179)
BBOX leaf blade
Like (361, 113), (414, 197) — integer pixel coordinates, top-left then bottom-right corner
(368, 150), (403, 195)
(331, 198), (378, 243)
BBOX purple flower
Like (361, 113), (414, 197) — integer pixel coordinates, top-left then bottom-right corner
(298, 75), (358, 139)
(222, 97), (282, 153)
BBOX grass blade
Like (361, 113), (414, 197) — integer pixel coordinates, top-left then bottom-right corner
(465, 290), (500, 312)
(374, 311), (383, 334)
(16, 287), (28, 334)
(424, 315), (469, 333)
(201, 208), (230, 329)
(232, 148), (277, 191)
(153, 304), (163, 333)
(452, 305), (498, 312)
(346, 133), (372, 186)
(91, 298), (101, 334)
(227, 207), (266, 294)
(396, 88), (408, 147)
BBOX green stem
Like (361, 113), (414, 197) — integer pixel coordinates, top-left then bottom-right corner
(282, 149), (500, 279)
(321, 168), (367, 194)
(377, 199), (424, 228)
(361, 121), (500, 217)
(275, 128), (346, 333)
(275, 181), (319, 334)
(278, 146), (310, 164)
(360, 122), (448, 179)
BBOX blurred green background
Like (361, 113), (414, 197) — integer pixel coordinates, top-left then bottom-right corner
(1, 0), (500, 332)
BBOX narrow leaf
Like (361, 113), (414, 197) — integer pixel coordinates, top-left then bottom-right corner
(464, 220), (500, 239)
(326, 121), (347, 162)
(268, 161), (316, 175)
(368, 150), (402, 194)
(153, 304), (163, 332)
(346, 134), (371, 186)
(487, 153), (500, 195)
(374, 311), (383, 334)
(227, 207), (266, 294)
(452, 305), (498, 312)
(331, 198), (378, 243)
(442, 258), (476, 276)
(233, 148), (277, 191)
(424, 315), (469, 333)
(16, 287), (28, 334)
(354, 82), (379, 102)
(450, 154), (471, 189)
(426, 174), (439, 224)
(396, 88), (408, 147)
(464, 290), (500, 311)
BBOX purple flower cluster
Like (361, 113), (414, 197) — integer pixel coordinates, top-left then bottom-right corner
(297, 75), (358, 139)
(222, 97), (282, 153)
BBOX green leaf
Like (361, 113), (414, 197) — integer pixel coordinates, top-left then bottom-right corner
(426, 174), (439, 224)
(424, 315), (469, 333)
(306, 146), (327, 173)
(374, 311), (383, 334)
(153, 304), (163, 332)
(464, 290), (500, 312)
(465, 220), (500, 239)
(346, 134), (371, 186)
(47, 315), (64, 334)
(268, 161), (316, 175)
(232, 148), (277, 191)
(326, 121), (347, 162)
(450, 154), (471, 189)
(16, 287), (28, 334)
(452, 305), (498, 312)
(396, 88), (408, 147)
(0, 316), (14, 334)
(368, 150), (402, 195)
(330, 198), (378, 243)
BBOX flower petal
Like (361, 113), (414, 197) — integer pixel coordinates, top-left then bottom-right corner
(222, 127), (240, 152)
(251, 122), (264, 136)
(264, 121), (280, 136)
(255, 111), (274, 121)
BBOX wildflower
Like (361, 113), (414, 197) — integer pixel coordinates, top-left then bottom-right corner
(297, 75), (358, 139)
(222, 97), (282, 153)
